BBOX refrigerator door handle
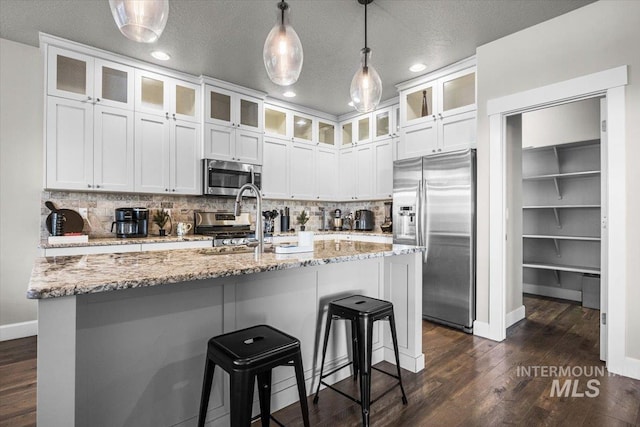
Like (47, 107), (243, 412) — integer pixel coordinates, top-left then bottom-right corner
(416, 179), (423, 247)
(421, 178), (429, 263)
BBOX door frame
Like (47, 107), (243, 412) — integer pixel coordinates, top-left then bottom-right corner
(483, 66), (628, 375)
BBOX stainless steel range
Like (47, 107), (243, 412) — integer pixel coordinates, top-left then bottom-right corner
(194, 211), (254, 247)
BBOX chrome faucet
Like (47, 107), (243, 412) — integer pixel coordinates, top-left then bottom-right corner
(234, 183), (264, 254)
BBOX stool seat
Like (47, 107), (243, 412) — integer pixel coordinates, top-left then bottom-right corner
(198, 325), (310, 427)
(314, 295), (407, 427)
(210, 325), (300, 368)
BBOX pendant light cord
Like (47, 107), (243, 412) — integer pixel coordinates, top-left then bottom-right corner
(364, 0), (368, 69)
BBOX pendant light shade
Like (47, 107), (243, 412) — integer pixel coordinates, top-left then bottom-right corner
(350, 48), (382, 113)
(263, 1), (304, 86)
(109, 0), (169, 44)
(350, 0), (382, 113)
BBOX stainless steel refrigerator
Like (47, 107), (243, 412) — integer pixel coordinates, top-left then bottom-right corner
(393, 149), (476, 333)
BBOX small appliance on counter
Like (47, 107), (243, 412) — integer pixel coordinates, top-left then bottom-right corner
(354, 209), (374, 231)
(381, 202), (393, 233)
(111, 208), (148, 238)
(332, 209), (343, 231)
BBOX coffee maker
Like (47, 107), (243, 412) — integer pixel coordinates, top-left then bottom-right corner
(112, 208), (149, 238)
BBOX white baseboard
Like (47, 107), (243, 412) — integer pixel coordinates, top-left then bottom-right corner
(0, 320), (38, 341)
(506, 305), (526, 328)
(622, 356), (640, 380)
(523, 283), (582, 302)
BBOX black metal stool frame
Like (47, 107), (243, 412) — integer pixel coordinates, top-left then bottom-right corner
(313, 296), (408, 426)
(198, 325), (310, 427)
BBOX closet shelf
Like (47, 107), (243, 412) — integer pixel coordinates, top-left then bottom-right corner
(523, 262), (600, 275)
(523, 235), (601, 241)
(522, 170), (600, 181)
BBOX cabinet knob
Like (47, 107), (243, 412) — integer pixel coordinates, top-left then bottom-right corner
(439, 113), (443, 119)
(96, 98), (101, 103)
(87, 184), (92, 188)
(437, 148), (442, 152)
(172, 189), (176, 192)
(172, 113), (176, 120)
(95, 184), (100, 188)
(165, 112), (169, 119)
(291, 196), (294, 198)
(432, 115), (436, 120)
(87, 96), (92, 101)
(165, 188), (169, 192)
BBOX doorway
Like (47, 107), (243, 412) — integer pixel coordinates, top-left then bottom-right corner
(484, 66), (628, 374)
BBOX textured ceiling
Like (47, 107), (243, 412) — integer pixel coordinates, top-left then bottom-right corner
(0, 0), (595, 116)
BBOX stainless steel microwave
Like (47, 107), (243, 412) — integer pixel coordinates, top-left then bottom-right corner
(202, 159), (262, 197)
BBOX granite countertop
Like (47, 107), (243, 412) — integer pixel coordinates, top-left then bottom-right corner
(39, 230), (393, 249)
(28, 241), (422, 299)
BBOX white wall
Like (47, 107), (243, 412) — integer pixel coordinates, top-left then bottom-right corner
(476, 1), (640, 358)
(0, 38), (43, 335)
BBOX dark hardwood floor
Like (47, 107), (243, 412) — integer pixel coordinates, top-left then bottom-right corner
(1, 295), (639, 427)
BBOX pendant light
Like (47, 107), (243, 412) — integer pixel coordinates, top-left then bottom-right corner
(263, 0), (304, 86)
(350, 0), (382, 113)
(109, 0), (169, 43)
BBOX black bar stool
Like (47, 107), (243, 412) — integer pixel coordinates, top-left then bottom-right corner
(313, 295), (408, 426)
(197, 324), (310, 427)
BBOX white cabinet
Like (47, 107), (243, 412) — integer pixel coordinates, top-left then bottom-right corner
(46, 97), (134, 191)
(135, 69), (200, 122)
(292, 112), (315, 145)
(47, 46), (135, 110)
(135, 112), (200, 195)
(289, 143), (315, 199)
(315, 146), (338, 200)
(398, 63), (476, 159)
(339, 113), (373, 147)
(374, 138), (393, 199)
(317, 120), (337, 147)
(264, 104), (292, 138)
(262, 137), (290, 199)
(204, 85), (263, 164)
(339, 148), (356, 200)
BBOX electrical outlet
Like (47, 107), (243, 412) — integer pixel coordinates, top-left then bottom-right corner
(78, 208), (88, 219)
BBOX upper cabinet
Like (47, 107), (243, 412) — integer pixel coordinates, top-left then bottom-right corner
(203, 85), (264, 164)
(48, 46), (134, 110)
(397, 59), (476, 159)
(265, 104), (291, 138)
(339, 112), (374, 147)
(135, 70), (200, 122)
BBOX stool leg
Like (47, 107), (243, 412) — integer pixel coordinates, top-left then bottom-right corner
(357, 316), (373, 427)
(230, 370), (255, 427)
(351, 320), (359, 381)
(197, 357), (215, 427)
(293, 352), (311, 427)
(389, 314), (408, 405)
(313, 309), (334, 404)
(257, 370), (272, 427)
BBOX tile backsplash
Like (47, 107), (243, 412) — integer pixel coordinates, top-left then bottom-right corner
(41, 191), (391, 238)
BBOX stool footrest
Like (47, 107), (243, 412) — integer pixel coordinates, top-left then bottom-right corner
(319, 361), (354, 381)
(318, 380), (361, 405)
(251, 413), (285, 427)
(372, 365), (401, 380)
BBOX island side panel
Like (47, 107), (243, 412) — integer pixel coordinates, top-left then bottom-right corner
(385, 252), (425, 372)
(37, 296), (77, 427)
(74, 279), (226, 427)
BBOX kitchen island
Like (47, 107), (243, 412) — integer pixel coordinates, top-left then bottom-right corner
(29, 240), (424, 427)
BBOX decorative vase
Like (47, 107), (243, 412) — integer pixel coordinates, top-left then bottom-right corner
(300, 225), (306, 231)
(159, 229), (166, 236)
(421, 90), (429, 117)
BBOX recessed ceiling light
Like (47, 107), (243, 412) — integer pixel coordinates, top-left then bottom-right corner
(151, 51), (171, 61)
(283, 91), (296, 98)
(409, 63), (427, 72)
(348, 101), (355, 107)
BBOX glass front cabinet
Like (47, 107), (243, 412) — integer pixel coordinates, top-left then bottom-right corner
(398, 61), (476, 160)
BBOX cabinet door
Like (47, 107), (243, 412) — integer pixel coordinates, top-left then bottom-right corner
(135, 70), (169, 116)
(47, 46), (94, 102)
(205, 86), (234, 126)
(355, 144), (374, 199)
(264, 105), (291, 138)
(262, 137), (290, 199)
(339, 148), (356, 200)
(318, 120), (336, 147)
(235, 129), (263, 165)
(173, 80), (200, 123)
(439, 110), (476, 152)
(439, 68), (476, 117)
(356, 114), (372, 145)
(373, 107), (392, 141)
(203, 123), (234, 161)
(315, 146), (338, 200)
(374, 139), (393, 199)
(398, 119), (437, 159)
(400, 81), (436, 127)
(170, 120), (201, 194)
(135, 112), (170, 193)
(93, 105), (134, 192)
(237, 95), (262, 132)
(46, 97), (93, 190)
(292, 113), (315, 144)
(289, 143), (315, 199)
(340, 121), (354, 147)
(94, 59), (134, 110)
